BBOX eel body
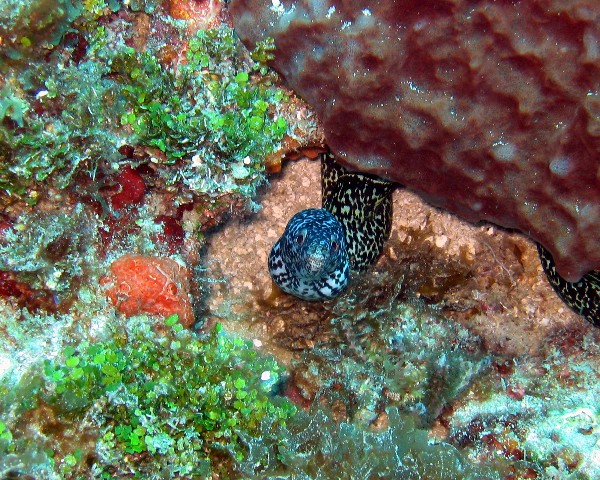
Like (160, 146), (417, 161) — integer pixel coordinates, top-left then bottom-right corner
(320, 152), (396, 272)
(537, 243), (599, 327)
(269, 151), (599, 328)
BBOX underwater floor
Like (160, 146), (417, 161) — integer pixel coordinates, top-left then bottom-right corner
(1, 1), (599, 479)
(203, 153), (600, 479)
(1, 153), (598, 479)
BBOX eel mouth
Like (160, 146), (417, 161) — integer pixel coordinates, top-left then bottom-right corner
(305, 246), (329, 275)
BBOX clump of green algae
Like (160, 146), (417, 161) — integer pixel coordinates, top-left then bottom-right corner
(0, 0), (287, 205)
(41, 315), (296, 477)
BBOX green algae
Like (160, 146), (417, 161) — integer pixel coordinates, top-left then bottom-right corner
(0, 301), (297, 478)
(0, 421), (13, 454)
(0, 4), (287, 205)
(116, 26), (287, 198)
(41, 317), (296, 477)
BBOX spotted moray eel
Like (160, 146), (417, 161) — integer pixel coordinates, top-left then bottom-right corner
(268, 152), (394, 300)
(269, 152), (599, 327)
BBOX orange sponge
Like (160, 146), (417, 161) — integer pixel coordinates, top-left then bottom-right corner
(102, 254), (194, 328)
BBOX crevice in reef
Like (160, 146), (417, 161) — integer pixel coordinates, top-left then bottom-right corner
(202, 156), (588, 359)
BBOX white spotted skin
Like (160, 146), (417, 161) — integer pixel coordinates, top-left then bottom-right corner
(268, 209), (350, 301)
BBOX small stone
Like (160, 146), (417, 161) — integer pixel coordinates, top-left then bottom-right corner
(435, 235), (448, 248)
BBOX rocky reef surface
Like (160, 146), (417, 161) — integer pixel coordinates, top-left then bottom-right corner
(205, 155), (600, 479)
(230, 0), (600, 281)
(0, 1), (599, 479)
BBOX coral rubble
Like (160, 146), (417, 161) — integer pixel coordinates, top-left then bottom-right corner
(230, 0), (600, 281)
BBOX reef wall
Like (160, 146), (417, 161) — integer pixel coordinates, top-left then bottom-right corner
(229, 0), (600, 281)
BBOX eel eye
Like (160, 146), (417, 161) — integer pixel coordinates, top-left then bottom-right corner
(331, 240), (339, 252)
(295, 234), (305, 245)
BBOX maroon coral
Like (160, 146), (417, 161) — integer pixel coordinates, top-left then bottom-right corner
(110, 167), (146, 210)
(230, 0), (600, 281)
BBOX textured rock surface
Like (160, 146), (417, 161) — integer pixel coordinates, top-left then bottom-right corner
(230, 0), (600, 281)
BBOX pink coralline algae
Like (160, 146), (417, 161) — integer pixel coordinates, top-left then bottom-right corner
(230, 0), (600, 281)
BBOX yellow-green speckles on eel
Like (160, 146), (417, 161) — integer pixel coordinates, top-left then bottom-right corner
(537, 243), (599, 327)
(320, 152), (396, 272)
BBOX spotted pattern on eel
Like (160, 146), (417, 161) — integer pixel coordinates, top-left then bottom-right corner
(269, 152), (600, 328)
(268, 152), (394, 300)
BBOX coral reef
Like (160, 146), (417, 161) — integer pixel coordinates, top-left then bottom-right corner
(229, 0), (600, 281)
(289, 298), (491, 426)
(449, 326), (600, 478)
(1, 0), (599, 478)
(251, 406), (508, 479)
(0, 1), (299, 477)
